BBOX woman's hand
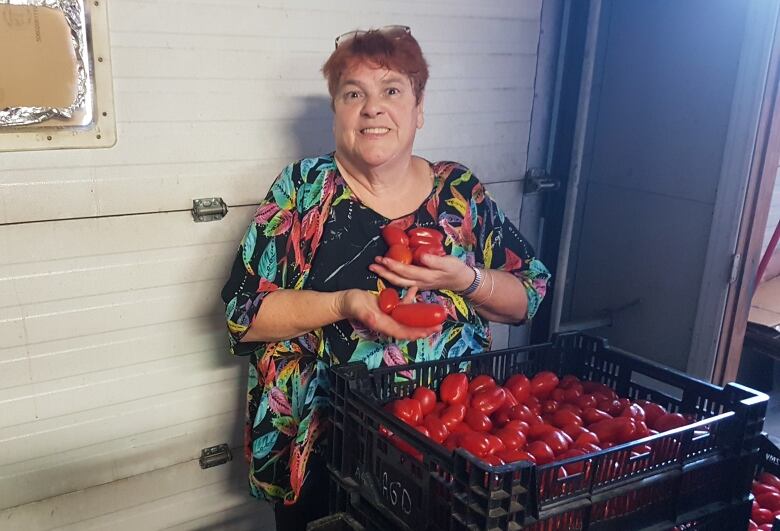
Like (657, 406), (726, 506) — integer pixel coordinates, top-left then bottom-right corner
(337, 287), (442, 340)
(369, 254), (475, 293)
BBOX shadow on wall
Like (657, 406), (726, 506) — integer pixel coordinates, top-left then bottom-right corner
(288, 95), (335, 159)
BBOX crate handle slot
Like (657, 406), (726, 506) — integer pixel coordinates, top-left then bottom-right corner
(629, 450), (652, 462)
(692, 430), (711, 443)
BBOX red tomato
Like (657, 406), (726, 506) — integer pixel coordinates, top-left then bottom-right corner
(485, 434), (506, 454)
(381, 225), (410, 247)
(576, 442), (602, 454)
(582, 408), (613, 425)
(752, 482), (780, 496)
(450, 422), (474, 434)
(412, 244), (446, 265)
(540, 429), (573, 455)
(541, 400), (560, 415)
(459, 432), (491, 457)
(423, 415), (449, 444)
(385, 243), (413, 264)
(471, 387), (507, 415)
(559, 448), (588, 475)
(504, 374), (532, 403)
(551, 409), (583, 429)
(560, 375), (581, 388)
(412, 387), (437, 416)
(759, 472), (780, 491)
(439, 372), (469, 404)
(758, 524), (773, 531)
(634, 421), (650, 439)
(378, 288), (400, 314)
(503, 420), (530, 434)
(496, 448), (536, 464)
(501, 389), (519, 407)
(464, 408), (493, 432)
(530, 371), (559, 398)
(574, 430), (601, 447)
(439, 403), (467, 428)
(551, 388), (566, 402)
(406, 227), (444, 243)
(444, 433), (460, 451)
(509, 404), (543, 425)
(652, 413), (688, 432)
(752, 506), (773, 525)
(590, 417), (636, 445)
(558, 403), (583, 415)
(526, 441), (555, 465)
(491, 406), (512, 429)
(528, 423), (557, 440)
(597, 399), (624, 417)
(620, 403), (646, 422)
(524, 395), (542, 414)
(495, 428), (527, 451)
(575, 394), (598, 410)
(636, 400), (667, 427)
(481, 454), (505, 467)
(391, 398), (422, 425)
(409, 234), (443, 249)
(391, 303), (446, 327)
(561, 424), (587, 440)
(756, 492), (780, 512)
(563, 386), (584, 403)
(468, 375), (497, 394)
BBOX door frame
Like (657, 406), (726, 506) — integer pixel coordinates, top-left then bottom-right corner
(713, 4), (780, 385)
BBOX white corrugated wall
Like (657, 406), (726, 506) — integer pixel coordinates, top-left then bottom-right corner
(0, 0), (546, 528)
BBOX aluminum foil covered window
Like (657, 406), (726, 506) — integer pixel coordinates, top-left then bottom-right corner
(0, 0), (115, 150)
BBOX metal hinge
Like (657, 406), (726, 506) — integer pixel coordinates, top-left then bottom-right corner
(523, 168), (561, 195)
(199, 443), (232, 469)
(729, 253), (742, 284)
(191, 197), (228, 222)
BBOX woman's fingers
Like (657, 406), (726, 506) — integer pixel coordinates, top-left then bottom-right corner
(401, 286), (418, 304)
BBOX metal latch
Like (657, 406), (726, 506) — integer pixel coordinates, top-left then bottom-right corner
(199, 443), (232, 469)
(523, 168), (561, 195)
(192, 197), (228, 222)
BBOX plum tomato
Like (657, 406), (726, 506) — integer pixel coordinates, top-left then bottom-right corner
(378, 288), (401, 314)
(530, 371), (559, 398)
(504, 374), (532, 403)
(439, 373), (469, 405)
(391, 303), (446, 327)
(412, 386), (437, 416)
(385, 244), (413, 264)
(381, 225), (410, 247)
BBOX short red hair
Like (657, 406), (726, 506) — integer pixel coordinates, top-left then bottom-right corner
(322, 28), (429, 106)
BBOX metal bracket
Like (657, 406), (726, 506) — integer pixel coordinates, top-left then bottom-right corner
(192, 197), (228, 222)
(523, 168), (561, 195)
(199, 443), (232, 469)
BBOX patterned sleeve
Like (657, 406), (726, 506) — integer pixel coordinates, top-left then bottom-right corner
(220, 163), (303, 355)
(470, 177), (551, 321)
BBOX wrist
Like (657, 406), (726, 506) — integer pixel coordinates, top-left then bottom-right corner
(334, 289), (353, 321)
(456, 265), (482, 296)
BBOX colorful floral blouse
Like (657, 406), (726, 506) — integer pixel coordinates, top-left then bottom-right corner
(220, 153), (550, 504)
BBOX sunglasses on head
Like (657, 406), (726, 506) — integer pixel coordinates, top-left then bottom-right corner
(334, 25), (411, 49)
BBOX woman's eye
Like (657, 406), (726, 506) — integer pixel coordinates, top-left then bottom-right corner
(345, 91), (360, 99)
(387, 87), (400, 95)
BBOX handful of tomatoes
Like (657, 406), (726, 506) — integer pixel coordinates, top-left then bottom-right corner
(750, 470), (780, 530)
(384, 371), (696, 469)
(376, 225), (448, 328)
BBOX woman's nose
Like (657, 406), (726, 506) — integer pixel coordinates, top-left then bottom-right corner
(361, 95), (385, 117)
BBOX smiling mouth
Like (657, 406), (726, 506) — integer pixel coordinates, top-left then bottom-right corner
(360, 127), (390, 135)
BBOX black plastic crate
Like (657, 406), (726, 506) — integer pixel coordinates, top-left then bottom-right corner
(307, 513), (365, 531)
(328, 333), (768, 531)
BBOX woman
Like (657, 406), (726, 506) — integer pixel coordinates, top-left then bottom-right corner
(221, 26), (550, 530)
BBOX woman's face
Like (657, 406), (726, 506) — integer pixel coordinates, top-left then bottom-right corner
(333, 61), (424, 172)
